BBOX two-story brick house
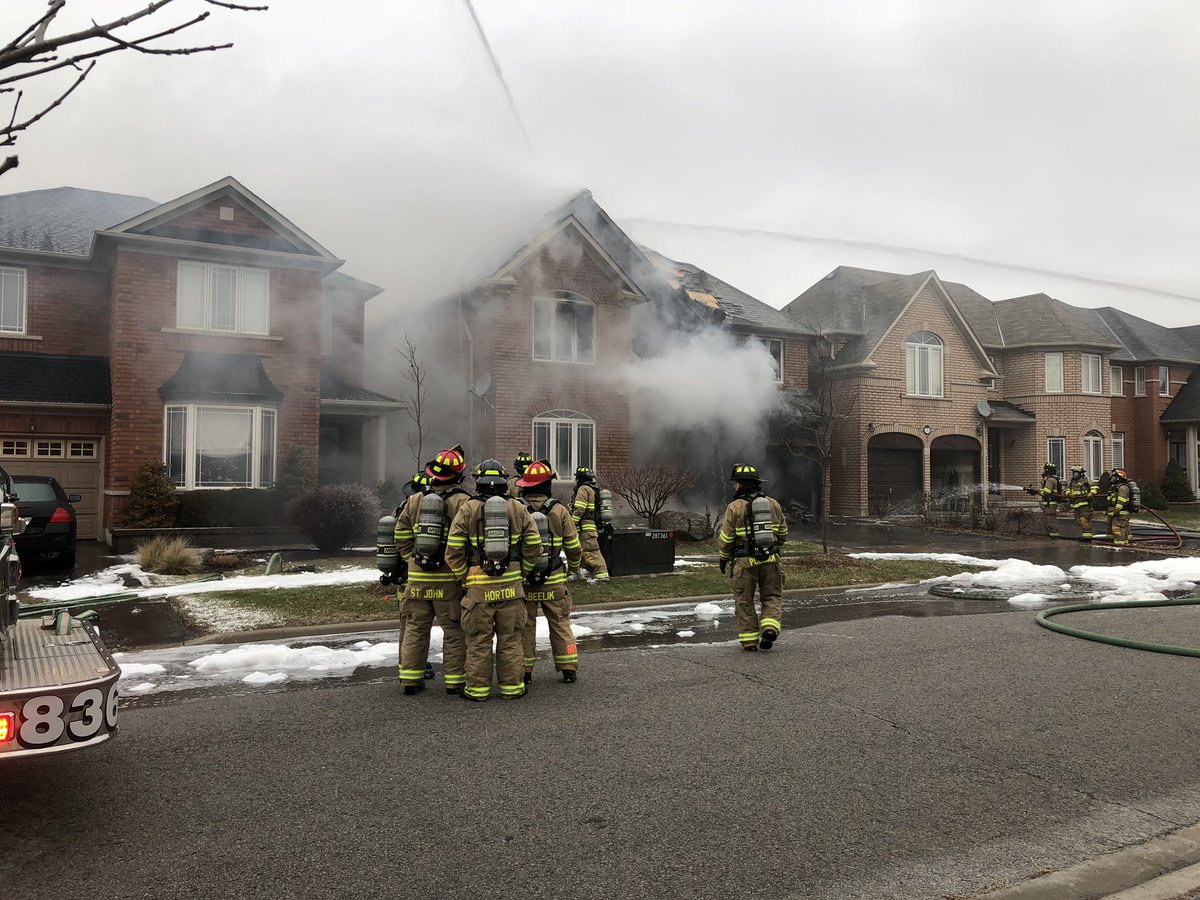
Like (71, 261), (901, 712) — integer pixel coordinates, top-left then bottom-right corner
(784, 266), (1200, 515)
(0, 177), (396, 540)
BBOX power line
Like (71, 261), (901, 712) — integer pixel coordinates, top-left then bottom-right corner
(462, 0), (534, 156)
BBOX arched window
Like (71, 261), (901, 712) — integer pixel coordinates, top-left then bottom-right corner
(1082, 431), (1104, 480)
(905, 331), (943, 397)
(532, 410), (595, 477)
(533, 291), (595, 364)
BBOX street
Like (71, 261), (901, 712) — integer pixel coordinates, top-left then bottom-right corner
(5, 597), (1200, 899)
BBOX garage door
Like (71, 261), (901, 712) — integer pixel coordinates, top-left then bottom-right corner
(0, 437), (102, 539)
(868, 432), (923, 505)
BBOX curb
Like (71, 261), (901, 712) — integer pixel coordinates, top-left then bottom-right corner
(978, 823), (1200, 899)
(187, 580), (901, 646)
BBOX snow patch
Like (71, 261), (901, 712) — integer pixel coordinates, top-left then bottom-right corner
(27, 563), (150, 602)
(1007, 593), (1051, 607)
(243, 671), (288, 685)
(118, 663), (165, 679)
(694, 602), (723, 618)
(677, 630), (695, 637)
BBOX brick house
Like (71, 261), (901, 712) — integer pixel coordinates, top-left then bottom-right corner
(0, 177), (397, 541)
(783, 267), (1200, 514)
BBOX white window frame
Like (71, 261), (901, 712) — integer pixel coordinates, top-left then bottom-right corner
(1110, 365), (1123, 396)
(531, 410), (595, 478)
(1160, 365), (1171, 397)
(1134, 366), (1146, 396)
(532, 291), (595, 365)
(163, 403), (277, 489)
(1111, 432), (1125, 470)
(1081, 353), (1102, 394)
(34, 439), (64, 458)
(68, 440), (97, 459)
(1044, 352), (1064, 394)
(176, 261), (270, 336)
(1047, 437), (1066, 474)
(905, 332), (944, 398)
(0, 266), (26, 335)
(760, 337), (784, 384)
(1082, 432), (1104, 480)
(0, 438), (29, 458)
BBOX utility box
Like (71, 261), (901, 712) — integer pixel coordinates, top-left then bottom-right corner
(600, 529), (675, 576)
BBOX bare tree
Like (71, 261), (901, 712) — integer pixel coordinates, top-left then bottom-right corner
(0, 1), (266, 177)
(607, 464), (698, 528)
(398, 335), (426, 472)
(782, 330), (859, 554)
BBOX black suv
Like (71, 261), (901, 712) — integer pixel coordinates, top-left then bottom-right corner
(12, 475), (80, 567)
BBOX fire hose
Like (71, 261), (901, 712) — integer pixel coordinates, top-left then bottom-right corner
(1036, 596), (1200, 657)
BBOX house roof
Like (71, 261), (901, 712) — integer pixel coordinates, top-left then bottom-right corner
(1161, 369), (1200, 424)
(1071, 307), (1200, 365)
(320, 372), (399, 405)
(985, 399), (1036, 426)
(0, 187), (157, 257)
(158, 352), (283, 404)
(1173, 324), (1200, 349)
(782, 265), (903, 336)
(642, 249), (810, 337)
(941, 281), (1004, 348)
(0, 352), (110, 405)
(992, 294), (1121, 349)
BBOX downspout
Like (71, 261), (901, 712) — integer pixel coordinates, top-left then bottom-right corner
(459, 293), (474, 454)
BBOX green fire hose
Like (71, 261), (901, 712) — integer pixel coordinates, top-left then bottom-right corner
(1036, 596), (1200, 657)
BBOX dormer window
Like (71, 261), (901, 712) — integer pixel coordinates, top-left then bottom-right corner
(176, 261), (270, 336)
(533, 291), (594, 364)
(905, 331), (943, 398)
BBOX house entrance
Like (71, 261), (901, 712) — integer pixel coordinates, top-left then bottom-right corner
(930, 434), (980, 508)
(867, 432), (923, 512)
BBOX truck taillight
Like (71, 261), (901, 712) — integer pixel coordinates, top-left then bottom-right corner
(49, 507), (72, 524)
(0, 711), (13, 744)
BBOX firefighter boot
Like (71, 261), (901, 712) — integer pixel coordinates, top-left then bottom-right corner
(562, 669), (577, 683)
(424, 662), (435, 680)
(403, 680), (425, 696)
(759, 628), (778, 650)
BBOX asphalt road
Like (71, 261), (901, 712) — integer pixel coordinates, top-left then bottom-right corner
(6, 602), (1200, 899)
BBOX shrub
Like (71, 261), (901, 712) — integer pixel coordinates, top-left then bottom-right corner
(176, 489), (285, 527)
(1162, 460), (1195, 503)
(136, 536), (201, 575)
(284, 484), (378, 551)
(1140, 480), (1170, 510)
(123, 461), (178, 528)
(205, 552), (245, 570)
(273, 446), (315, 502)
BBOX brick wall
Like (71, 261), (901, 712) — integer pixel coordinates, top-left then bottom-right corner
(781, 336), (808, 389)
(104, 250), (322, 526)
(0, 262), (111, 356)
(159, 198), (281, 241)
(1111, 361), (1196, 482)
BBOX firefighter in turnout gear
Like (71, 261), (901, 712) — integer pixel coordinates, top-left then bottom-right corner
(718, 464), (789, 651)
(394, 445), (472, 695)
(516, 459), (583, 683)
(1065, 465), (1099, 540)
(571, 466), (610, 583)
(1039, 462), (1063, 538)
(446, 459), (542, 701)
(389, 468), (433, 681)
(509, 451), (533, 498)
(1107, 468), (1133, 546)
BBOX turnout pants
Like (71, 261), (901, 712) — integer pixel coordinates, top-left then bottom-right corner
(398, 580), (464, 688)
(521, 583), (578, 673)
(1109, 511), (1131, 545)
(732, 558), (784, 649)
(579, 526), (609, 580)
(462, 570), (528, 700)
(1042, 504), (1060, 537)
(1072, 506), (1093, 539)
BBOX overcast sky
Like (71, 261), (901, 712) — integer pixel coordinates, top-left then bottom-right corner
(2, 1), (1198, 326)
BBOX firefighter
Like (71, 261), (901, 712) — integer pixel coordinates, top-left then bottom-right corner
(1039, 462), (1062, 538)
(571, 466), (610, 583)
(391, 467), (433, 681)
(516, 459), (583, 683)
(402, 469), (432, 500)
(1064, 465), (1098, 540)
(446, 459), (542, 701)
(717, 464), (788, 651)
(1106, 468), (1133, 546)
(394, 445), (472, 695)
(509, 451), (533, 498)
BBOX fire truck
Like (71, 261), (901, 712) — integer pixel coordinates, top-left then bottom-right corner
(0, 465), (120, 758)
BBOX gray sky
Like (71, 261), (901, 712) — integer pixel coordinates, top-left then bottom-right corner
(2, 1), (1198, 325)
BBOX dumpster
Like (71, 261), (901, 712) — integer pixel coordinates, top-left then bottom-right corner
(600, 529), (675, 576)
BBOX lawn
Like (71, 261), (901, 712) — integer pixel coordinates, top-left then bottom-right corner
(1147, 503), (1200, 531)
(171, 552), (989, 632)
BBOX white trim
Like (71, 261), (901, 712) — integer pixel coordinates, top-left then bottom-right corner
(1134, 366), (1147, 396)
(1110, 364), (1124, 396)
(532, 290), (596, 365)
(532, 410), (596, 475)
(94, 231), (344, 273)
(175, 260), (270, 337)
(161, 327), (283, 342)
(1045, 352), (1064, 394)
(1081, 352), (1102, 394)
(0, 266), (26, 335)
(164, 402), (277, 489)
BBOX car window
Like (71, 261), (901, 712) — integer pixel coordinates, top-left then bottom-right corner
(14, 482), (58, 502)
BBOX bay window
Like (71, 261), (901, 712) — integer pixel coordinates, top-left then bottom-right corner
(532, 410), (595, 477)
(1044, 352), (1064, 393)
(1047, 437), (1065, 475)
(177, 261), (270, 335)
(164, 404), (277, 488)
(1082, 431), (1103, 480)
(1160, 365), (1171, 397)
(905, 332), (943, 397)
(1134, 366), (1146, 396)
(1081, 354), (1101, 394)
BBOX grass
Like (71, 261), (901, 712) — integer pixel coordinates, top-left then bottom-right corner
(1145, 503), (1200, 530)
(172, 552), (989, 632)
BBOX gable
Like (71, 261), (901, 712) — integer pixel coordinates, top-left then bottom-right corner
(491, 216), (644, 298)
(509, 221), (632, 299)
(101, 176), (338, 261)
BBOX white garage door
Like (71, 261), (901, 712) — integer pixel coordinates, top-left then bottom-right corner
(0, 437), (102, 540)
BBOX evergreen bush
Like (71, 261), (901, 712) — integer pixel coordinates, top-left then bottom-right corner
(1162, 460), (1195, 503)
(123, 461), (178, 528)
(273, 446), (315, 504)
(284, 484), (378, 551)
(1140, 480), (1170, 510)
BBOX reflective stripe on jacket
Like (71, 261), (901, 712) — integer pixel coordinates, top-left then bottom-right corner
(717, 493), (787, 562)
(394, 487), (471, 584)
(444, 497), (543, 586)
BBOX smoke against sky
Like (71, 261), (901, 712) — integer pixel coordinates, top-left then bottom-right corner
(0, 0), (1196, 329)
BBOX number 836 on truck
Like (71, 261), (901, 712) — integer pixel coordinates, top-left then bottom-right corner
(0, 464), (120, 759)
